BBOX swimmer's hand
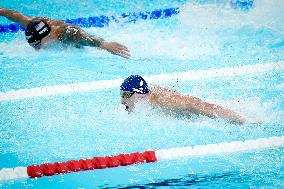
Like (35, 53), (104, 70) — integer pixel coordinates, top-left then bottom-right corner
(0, 7), (5, 15)
(100, 41), (130, 59)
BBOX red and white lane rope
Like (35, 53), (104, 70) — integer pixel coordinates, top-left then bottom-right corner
(0, 136), (283, 181)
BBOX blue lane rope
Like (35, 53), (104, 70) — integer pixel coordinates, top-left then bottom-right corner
(230, 0), (254, 10)
(0, 7), (180, 33)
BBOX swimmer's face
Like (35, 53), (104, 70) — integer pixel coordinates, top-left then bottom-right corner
(120, 90), (135, 112)
(28, 35), (50, 50)
(28, 40), (41, 50)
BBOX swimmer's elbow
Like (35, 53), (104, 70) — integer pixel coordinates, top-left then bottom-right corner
(231, 118), (246, 125)
(226, 115), (247, 125)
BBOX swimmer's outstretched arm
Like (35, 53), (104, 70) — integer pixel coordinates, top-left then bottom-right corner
(60, 26), (130, 58)
(0, 7), (34, 26)
(183, 96), (247, 124)
(155, 91), (246, 124)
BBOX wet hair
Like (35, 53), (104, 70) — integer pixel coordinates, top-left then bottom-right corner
(120, 75), (149, 94)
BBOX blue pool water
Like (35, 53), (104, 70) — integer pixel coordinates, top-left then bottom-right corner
(0, 0), (284, 188)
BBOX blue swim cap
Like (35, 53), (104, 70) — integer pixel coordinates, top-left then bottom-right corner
(120, 75), (149, 94)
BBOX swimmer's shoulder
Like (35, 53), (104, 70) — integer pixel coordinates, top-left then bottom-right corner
(150, 85), (179, 94)
(35, 17), (66, 26)
(149, 85), (183, 102)
(57, 24), (83, 39)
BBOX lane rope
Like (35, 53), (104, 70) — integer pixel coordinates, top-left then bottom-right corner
(0, 0), (256, 33)
(0, 135), (283, 181)
(0, 8), (179, 33)
(0, 61), (283, 102)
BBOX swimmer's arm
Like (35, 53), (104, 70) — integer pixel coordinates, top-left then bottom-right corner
(183, 96), (247, 124)
(61, 26), (130, 58)
(159, 93), (246, 124)
(0, 8), (34, 26)
(65, 28), (104, 47)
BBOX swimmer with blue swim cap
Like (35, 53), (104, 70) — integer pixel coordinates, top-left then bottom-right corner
(120, 75), (247, 124)
(120, 75), (150, 112)
(0, 7), (130, 58)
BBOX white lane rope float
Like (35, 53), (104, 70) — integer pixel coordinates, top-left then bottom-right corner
(0, 135), (283, 181)
(0, 62), (283, 102)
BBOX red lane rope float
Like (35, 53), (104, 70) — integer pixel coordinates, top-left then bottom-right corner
(27, 151), (156, 178)
(1, 136), (284, 181)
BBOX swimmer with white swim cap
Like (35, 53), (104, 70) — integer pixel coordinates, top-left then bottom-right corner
(0, 7), (130, 58)
(120, 75), (247, 124)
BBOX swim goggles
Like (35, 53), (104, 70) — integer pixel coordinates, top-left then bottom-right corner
(121, 91), (134, 99)
(28, 40), (41, 49)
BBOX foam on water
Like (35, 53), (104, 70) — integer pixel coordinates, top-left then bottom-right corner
(1, 1), (283, 61)
(214, 96), (284, 124)
(180, 0), (284, 35)
(74, 4), (283, 60)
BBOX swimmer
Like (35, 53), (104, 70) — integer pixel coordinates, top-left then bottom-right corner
(120, 75), (247, 124)
(0, 7), (130, 58)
